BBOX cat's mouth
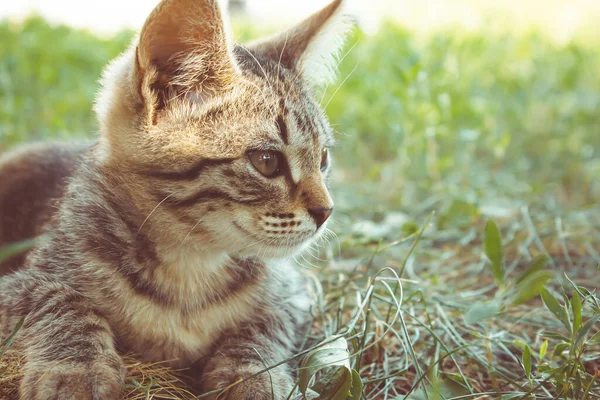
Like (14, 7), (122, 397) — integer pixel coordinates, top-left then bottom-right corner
(232, 221), (314, 249)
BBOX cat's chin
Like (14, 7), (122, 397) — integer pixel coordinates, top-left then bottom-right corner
(236, 240), (311, 259)
(264, 243), (311, 259)
(229, 220), (315, 258)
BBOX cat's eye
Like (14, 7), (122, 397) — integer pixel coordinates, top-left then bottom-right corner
(320, 148), (329, 171)
(249, 151), (280, 177)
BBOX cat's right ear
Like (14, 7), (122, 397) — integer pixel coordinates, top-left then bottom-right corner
(135, 0), (240, 120)
(249, 0), (354, 88)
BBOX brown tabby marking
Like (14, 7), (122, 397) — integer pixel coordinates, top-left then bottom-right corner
(0, 0), (352, 399)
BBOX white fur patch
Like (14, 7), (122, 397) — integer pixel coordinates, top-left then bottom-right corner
(299, 0), (356, 87)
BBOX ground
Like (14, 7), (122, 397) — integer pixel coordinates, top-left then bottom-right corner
(0, 17), (599, 399)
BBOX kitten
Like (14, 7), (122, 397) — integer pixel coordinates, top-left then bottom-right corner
(0, 0), (351, 398)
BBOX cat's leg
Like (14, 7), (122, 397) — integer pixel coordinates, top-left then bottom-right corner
(200, 299), (307, 400)
(0, 274), (124, 400)
(200, 334), (295, 400)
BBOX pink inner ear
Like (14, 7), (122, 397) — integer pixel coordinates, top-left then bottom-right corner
(137, 0), (233, 75)
(147, 37), (189, 70)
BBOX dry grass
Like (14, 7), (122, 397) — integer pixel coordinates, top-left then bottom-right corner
(2, 206), (598, 399)
(0, 352), (197, 400)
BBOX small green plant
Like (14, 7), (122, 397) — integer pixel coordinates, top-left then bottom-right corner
(461, 220), (600, 399)
(463, 220), (554, 325)
(536, 283), (600, 398)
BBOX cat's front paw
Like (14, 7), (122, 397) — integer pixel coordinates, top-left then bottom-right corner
(20, 356), (125, 400)
(202, 364), (294, 400)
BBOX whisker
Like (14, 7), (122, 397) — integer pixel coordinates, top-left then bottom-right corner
(324, 228), (342, 259)
(138, 191), (179, 232)
(181, 211), (210, 245)
(277, 33), (290, 89)
(323, 61), (360, 111)
(298, 252), (321, 270)
(320, 39), (360, 105)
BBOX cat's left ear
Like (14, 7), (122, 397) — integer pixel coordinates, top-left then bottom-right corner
(136, 0), (240, 107)
(249, 0), (354, 87)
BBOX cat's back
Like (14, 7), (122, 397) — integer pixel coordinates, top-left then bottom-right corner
(0, 141), (90, 274)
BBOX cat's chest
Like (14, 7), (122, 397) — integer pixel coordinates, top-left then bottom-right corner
(110, 254), (269, 366)
(116, 290), (260, 366)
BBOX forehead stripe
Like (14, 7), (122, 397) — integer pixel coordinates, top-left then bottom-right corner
(292, 111), (308, 138)
(293, 109), (318, 142)
(276, 114), (289, 145)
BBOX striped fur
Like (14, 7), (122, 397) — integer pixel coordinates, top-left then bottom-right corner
(0, 0), (352, 398)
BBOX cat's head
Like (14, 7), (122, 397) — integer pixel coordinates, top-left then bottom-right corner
(94, 0), (352, 259)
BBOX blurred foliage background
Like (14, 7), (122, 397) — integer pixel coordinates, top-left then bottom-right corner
(328, 25), (600, 210)
(1, 16), (598, 218)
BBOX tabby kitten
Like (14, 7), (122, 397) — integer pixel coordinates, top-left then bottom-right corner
(0, 0), (351, 398)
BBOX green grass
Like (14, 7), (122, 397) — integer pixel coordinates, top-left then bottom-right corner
(326, 24), (600, 210)
(1, 16), (599, 399)
(0, 17), (132, 146)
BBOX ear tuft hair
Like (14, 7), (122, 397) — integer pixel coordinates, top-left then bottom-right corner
(250, 0), (356, 87)
(297, 0), (356, 87)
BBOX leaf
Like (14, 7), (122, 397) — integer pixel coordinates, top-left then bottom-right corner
(303, 359), (362, 400)
(564, 274), (587, 299)
(298, 336), (351, 397)
(314, 367), (353, 400)
(571, 291), (582, 332)
(310, 368), (362, 400)
(484, 220), (504, 284)
(444, 373), (469, 387)
(540, 288), (571, 334)
(511, 270), (554, 305)
(541, 331), (570, 343)
(516, 255), (549, 284)
(537, 364), (551, 373)
(574, 315), (600, 347)
(349, 370), (363, 400)
(522, 345), (532, 379)
(552, 343), (570, 357)
(539, 340), (548, 360)
(512, 339), (528, 351)
(403, 378), (470, 400)
(463, 300), (501, 324)
(0, 317), (25, 360)
(0, 239), (36, 263)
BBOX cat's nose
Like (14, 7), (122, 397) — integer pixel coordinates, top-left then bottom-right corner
(308, 207), (333, 229)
